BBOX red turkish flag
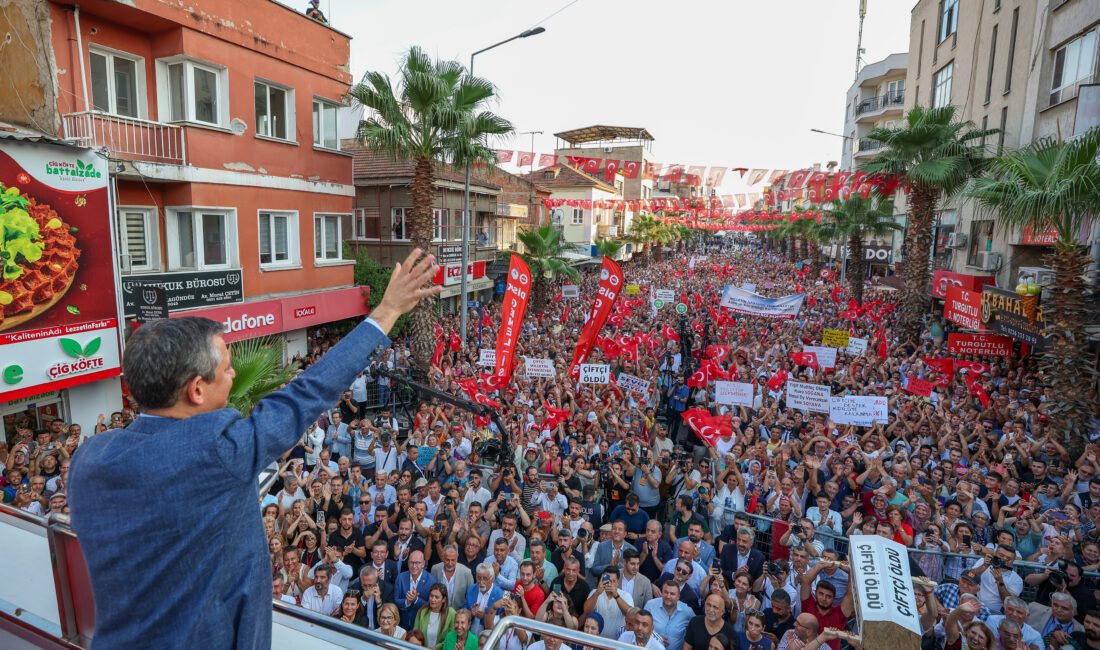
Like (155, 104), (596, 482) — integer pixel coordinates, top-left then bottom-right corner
(790, 352), (819, 371)
(471, 391), (501, 409)
(686, 165), (706, 185)
(877, 332), (889, 360)
(787, 170), (810, 189)
(621, 160), (642, 179)
(561, 306), (570, 324)
(582, 157), (602, 174)
(538, 154), (558, 167)
(449, 331), (462, 352)
(768, 169), (789, 184)
(663, 165), (684, 183)
(479, 372), (506, 393)
(922, 357), (955, 376)
(661, 323), (681, 342)
(905, 377), (936, 398)
(516, 151), (535, 167)
(766, 369), (789, 392)
(604, 160), (622, 181)
(748, 169), (768, 185)
(494, 149), (514, 163)
(431, 340), (445, 368)
(707, 167), (727, 187)
(965, 373), (992, 408)
(956, 360), (991, 375)
(706, 344), (731, 362)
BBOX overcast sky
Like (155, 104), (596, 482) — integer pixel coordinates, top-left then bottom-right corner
(327, 0), (912, 185)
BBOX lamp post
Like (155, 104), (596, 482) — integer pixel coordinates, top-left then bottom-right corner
(460, 27), (546, 343)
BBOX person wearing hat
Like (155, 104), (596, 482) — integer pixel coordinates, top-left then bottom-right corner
(935, 570), (992, 619)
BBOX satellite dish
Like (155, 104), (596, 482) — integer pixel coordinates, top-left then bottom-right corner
(229, 118), (247, 135)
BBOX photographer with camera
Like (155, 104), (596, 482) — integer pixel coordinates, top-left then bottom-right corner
(779, 518), (823, 559)
(969, 544), (1024, 614)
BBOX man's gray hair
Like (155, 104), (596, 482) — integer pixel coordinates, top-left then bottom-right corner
(360, 566), (377, 581)
(737, 526), (755, 540)
(442, 544), (458, 555)
(1003, 596), (1027, 611)
(476, 562), (495, 578)
(1051, 592), (1077, 612)
(123, 317), (224, 409)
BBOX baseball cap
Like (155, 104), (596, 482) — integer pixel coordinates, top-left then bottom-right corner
(599, 524), (612, 532)
(960, 570), (980, 584)
(414, 478), (428, 488)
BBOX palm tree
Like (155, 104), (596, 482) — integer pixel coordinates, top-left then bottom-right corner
(228, 338), (297, 415)
(517, 225), (580, 314)
(627, 215), (674, 261)
(861, 105), (997, 339)
(594, 237), (625, 260)
(965, 127), (1100, 455)
(351, 46), (513, 377)
(825, 196), (904, 306)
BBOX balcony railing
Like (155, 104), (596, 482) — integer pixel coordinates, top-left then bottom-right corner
(62, 111), (186, 165)
(857, 138), (885, 153)
(855, 92), (905, 116)
(494, 201), (527, 218)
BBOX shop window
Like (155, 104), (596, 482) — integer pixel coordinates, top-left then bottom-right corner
(314, 214), (345, 262)
(258, 211), (298, 267)
(967, 220), (995, 266)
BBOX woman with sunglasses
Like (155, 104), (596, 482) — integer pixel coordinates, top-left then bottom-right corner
(376, 602), (407, 641)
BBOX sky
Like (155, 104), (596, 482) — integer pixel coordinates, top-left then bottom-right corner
(325, 0), (913, 186)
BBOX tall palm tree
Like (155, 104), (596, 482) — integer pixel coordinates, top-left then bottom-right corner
(594, 237), (625, 260)
(825, 196), (904, 306)
(228, 338), (297, 415)
(517, 225), (580, 314)
(351, 46), (513, 377)
(965, 127), (1100, 455)
(861, 105), (997, 339)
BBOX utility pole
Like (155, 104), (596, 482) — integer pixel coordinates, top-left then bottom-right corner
(855, 0), (867, 79)
(519, 130), (542, 173)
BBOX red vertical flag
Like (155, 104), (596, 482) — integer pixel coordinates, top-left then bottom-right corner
(494, 255), (533, 384)
(516, 151), (535, 167)
(569, 257), (625, 378)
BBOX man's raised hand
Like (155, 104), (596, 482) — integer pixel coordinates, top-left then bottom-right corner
(370, 248), (442, 334)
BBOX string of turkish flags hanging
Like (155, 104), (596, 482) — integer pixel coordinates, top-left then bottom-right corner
(568, 257), (624, 379)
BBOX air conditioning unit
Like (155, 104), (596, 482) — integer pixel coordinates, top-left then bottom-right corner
(603, 147), (614, 153)
(975, 251), (1002, 271)
(947, 232), (968, 248)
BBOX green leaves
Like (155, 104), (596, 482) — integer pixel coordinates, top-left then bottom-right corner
(59, 337), (101, 358)
(83, 337), (101, 357)
(0, 201), (44, 281)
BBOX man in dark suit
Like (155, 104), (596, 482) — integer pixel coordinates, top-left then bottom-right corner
(351, 566), (394, 630)
(68, 250), (440, 650)
(366, 540), (398, 587)
(395, 550), (436, 629)
(389, 518), (425, 573)
(719, 525), (765, 587)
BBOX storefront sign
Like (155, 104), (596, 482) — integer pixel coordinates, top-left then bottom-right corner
(990, 310), (1048, 348)
(786, 381), (831, 413)
(173, 286), (370, 344)
(1019, 225), (1058, 246)
(131, 285), (169, 323)
(438, 244), (464, 264)
(714, 380), (754, 407)
(822, 329), (850, 347)
(980, 286), (1048, 346)
(579, 364), (610, 384)
(434, 261), (488, 287)
(830, 396), (889, 426)
(943, 286), (984, 330)
(121, 269), (243, 316)
(0, 139), (122, 402)
(864, 245), (892, 263)
(931, 270), (995, 300)
(849, 535), (921, 645)
(523, 357), (556, 378)
(947, 332), (1014, 357)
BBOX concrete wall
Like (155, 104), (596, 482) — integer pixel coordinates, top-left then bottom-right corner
(0, 0), (58, 133)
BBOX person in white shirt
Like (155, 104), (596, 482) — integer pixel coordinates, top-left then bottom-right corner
(583, 567), (634, 640)
(618, 609), (666, 650)
(527, 637), (573, 650)
(972, 545), (1023, 614)
(460, 471), (492, 517)
(486, 513), (527, 564)
(300, 564), (344, 616)
(309, 548), (353, 593)
(535, 481), (568, 518)
(272, 574), (297, 605)
(302, 424), (325, 469)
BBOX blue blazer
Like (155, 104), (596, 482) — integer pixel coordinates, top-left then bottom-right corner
(395, 570), (437, 629)
(69, 319), (390, 649)
(464, 583), (504, 625)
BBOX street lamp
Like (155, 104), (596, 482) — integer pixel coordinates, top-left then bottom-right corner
(460, 26), (546, 342)
(809, 128), (853, 140)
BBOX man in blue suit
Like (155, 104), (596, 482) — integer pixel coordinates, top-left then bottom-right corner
(69, 250), (441, 650)
(395, 550), (436, 629)
(464, 562), (504, 633)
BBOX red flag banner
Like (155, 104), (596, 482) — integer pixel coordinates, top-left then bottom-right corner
(516, 151), (535, 167)
(569, 257), (624, 378)
(707, 167), (727, 187)
(922, 357), (955, 376)
(905, 377), (936, 398)
(494, 255), (533, 384)
(494, 149), (514, 163)
(621, 160), (642, 179)
(538, 154), (558, 167)
(682, 408), (729, 447)
(947, 333), (1013, 357)
(748, 169), (768, 185)
(604, 160), (622, 181)
(956, 360), (991, 375)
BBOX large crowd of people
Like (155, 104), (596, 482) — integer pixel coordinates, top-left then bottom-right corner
(4, 238), (1100, 650)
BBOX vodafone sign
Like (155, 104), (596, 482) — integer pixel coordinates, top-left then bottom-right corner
(434, 261), (487, 287)
(174, 287), (370, 343)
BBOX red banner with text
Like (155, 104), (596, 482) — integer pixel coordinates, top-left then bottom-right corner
(569, 257), (624, 378)
(493, 255), (532, 383)
(943, 286), (985, 330)
(947, 332), (1014, 357)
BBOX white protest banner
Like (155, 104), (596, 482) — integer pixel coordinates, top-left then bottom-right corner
(741, 282), (757, 293)
(561, 284), (580, 299)
(846, 337), (869, 357)
(786, 381), (831, 413)
(579, 364), (610, 384)
(830, 396), (889, 426)
(714, 380), (754, 407)
(719, 286), (805, 319)
(803, 345), (837, 369)
(523, 357), (556, 379)
(617, 373), (650, 395)
(654, 289), (676, 303)
(477, 349), (496, 367)
(848, 535), (921, 647)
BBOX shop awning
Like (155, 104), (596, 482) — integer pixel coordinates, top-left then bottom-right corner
(439, 277), (493, 298)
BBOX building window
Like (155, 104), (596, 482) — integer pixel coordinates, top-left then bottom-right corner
(1005, 8), (1020, 94)
(119, 208), (158, 272)
(353, 208), (380, 239)
(887, 79), (905, 102)
(994, 0), (1001, 11)
(432, 208), (450, 241)
(998, 106), (1008, 154)
(160, 59), (226, 126)
(391, 207), (410, 240)
(985, 25), (999, 104)
(967, 220), (995, 266)
(932, 62), (954, 108)
(254, 80), (293, 140)
(313, 99), (339, 150)
(314, 214), (344, 261)
(166, 209), (234, 270)
(1050, 28), (1098, 106)
(571, 208), (583, 225)
(939, 0), (959, 43)
(258, 211), (297, 267)
(89, 48), (142, 118)
(980, 115), (989, 146)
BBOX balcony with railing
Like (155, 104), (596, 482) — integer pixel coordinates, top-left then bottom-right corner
(494, 201), (527, 219)
(854, 137), (885, 158)
(855, 92), (905, 119)
(62, 112), (186, 166)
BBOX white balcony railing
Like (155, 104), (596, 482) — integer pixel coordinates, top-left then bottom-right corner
(494, 201), (527, 218)
(62, 111), (186, 165)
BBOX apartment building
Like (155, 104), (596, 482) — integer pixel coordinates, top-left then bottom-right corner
(904, 0), (1098, 289)
(553, 125), (656, 203)
(1, 0), (360, 434)
(521, 163), (631, 260)
(344, 145), (514, 312)
(842, 53), (909, 170)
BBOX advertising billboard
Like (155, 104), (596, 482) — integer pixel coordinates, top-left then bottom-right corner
(0, 140), (121, 401)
